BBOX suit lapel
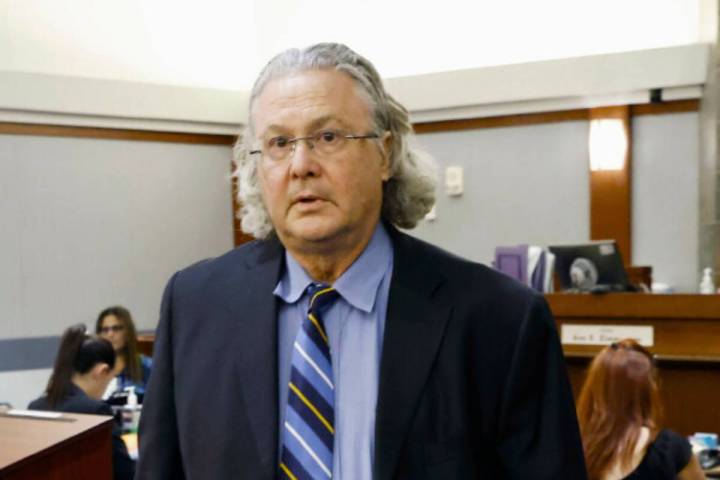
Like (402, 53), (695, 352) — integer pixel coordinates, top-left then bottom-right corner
(374, 230), (451, 480)
(229, 238), (284, 476)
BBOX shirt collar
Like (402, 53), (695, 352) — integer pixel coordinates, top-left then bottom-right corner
(273, 223), (393, 313)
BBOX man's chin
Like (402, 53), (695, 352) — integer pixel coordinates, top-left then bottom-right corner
(281, 221), (345, 247)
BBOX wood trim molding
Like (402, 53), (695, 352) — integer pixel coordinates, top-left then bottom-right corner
(1, 100), (698, 141)
(630, 99), (699, 116)
(413, 100), (699, 134)
(0, 122), (235, 145)
(413, 109), (589, 134)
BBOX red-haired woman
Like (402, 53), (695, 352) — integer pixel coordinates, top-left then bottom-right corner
(577, 339), (704, 480)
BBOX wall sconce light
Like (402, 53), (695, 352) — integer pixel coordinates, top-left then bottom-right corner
(589, 118), (628, 171)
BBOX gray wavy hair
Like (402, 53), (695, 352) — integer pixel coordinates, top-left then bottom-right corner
(233, 42), (437, 239)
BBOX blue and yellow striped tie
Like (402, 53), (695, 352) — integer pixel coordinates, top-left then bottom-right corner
(280, 284), (339, 480)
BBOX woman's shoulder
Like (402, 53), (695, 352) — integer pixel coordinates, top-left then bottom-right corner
(631, 428), (693, 477)
(62, 391), (112, 415)
(27, 395), (50, 411)
(652, 429), (692, 465)
(28, 389), (112, 417)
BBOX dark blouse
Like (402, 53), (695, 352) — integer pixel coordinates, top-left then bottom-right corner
(28, 383), (136, 480)
(623, 429), (692, 479)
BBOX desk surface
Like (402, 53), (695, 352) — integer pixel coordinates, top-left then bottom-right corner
(0, 411), (112, 471)
(546, 293), (720, 319)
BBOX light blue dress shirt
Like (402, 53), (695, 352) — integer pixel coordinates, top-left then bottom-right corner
(275, 223), (393, 479)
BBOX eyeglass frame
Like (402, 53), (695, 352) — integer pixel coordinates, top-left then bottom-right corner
(248, 129), (381, 162)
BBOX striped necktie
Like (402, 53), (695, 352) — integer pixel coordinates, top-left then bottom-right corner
(280, 283), (339, 480)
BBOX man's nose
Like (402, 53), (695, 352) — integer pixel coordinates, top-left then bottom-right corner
(289, 139), (320, 177)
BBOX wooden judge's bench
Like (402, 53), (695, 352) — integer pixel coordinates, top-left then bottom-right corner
(138, 293), (720, 436)
(547, 293), (720, 436)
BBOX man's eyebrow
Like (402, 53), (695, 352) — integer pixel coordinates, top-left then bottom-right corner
(259, 124), (290, 137)
(259, 116), (354, 138)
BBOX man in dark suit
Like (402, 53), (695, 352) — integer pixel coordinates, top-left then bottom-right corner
(137, 43), (587, 479)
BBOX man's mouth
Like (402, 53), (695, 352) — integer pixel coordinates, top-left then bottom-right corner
(293, 194), (324, 205)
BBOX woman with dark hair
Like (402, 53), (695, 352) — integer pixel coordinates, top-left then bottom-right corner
(96, 306), (152, 398)
(28, 324), (135, 480)
(577, 339), (704, 480)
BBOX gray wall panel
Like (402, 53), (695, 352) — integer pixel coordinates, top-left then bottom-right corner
(632, 112), (699, 292)
(412, 121), (591, 266)
(0, 135), (234, 340)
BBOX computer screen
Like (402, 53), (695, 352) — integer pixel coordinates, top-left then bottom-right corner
(548, 240), (631, 292)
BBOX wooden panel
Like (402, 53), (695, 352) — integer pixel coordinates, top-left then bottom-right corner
(0, 412), (113, 479)
(0, 122), (235, 145)
(548, 293), (720, 436)
(137, 334), (154, 358)
(589, 106), (632, 264)
(547, 293), (720, 319)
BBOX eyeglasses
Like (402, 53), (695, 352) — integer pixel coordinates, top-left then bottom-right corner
(249, 129), (379, 163)
(100, 325), (124, 334)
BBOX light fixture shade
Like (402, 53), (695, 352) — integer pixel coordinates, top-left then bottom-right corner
(589, 118), (627, 171)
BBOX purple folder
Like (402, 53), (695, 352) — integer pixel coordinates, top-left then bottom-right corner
(494, 245), (528, 284)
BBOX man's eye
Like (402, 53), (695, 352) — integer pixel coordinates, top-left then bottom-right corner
(318, 131), (338, 143)
(269, 136), (291, 149)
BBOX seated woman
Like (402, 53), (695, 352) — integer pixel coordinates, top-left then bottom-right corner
(577, 339), (704, 480)
(28, 324), (135, 480)
(96, 306), (152, 398)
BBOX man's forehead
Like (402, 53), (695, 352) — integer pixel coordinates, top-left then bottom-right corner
(251, 69), (370, 133)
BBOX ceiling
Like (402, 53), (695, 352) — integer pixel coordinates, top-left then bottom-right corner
(0, 0), (707, 90)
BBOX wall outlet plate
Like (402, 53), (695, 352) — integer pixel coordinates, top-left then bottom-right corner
(445, 166), (463, 196)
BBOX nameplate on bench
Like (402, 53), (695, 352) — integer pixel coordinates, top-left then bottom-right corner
(561, 324), (654, 346)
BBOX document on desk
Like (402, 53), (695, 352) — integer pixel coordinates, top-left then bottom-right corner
(3, 409), (64, 420)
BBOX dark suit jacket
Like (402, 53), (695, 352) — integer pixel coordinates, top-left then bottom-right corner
(28, 383), (136, 480)
(137, 227), (587, 479)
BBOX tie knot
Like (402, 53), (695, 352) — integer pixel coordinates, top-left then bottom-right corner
(307, 283), (339, 315)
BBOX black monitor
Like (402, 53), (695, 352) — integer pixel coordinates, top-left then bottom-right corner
(548, 240), (632, 292)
